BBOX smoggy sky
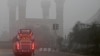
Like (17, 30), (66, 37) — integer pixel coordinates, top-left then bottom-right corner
(0, 0), (100, 35)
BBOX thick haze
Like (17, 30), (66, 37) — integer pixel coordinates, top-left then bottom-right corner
(0, 0), (100, 36)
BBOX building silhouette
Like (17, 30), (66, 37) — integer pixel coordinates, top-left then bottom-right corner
(8, 0), (65, 48)
(41, 0), (51, 19)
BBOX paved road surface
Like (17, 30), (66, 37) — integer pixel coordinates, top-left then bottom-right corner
(0, 49), (85, 56)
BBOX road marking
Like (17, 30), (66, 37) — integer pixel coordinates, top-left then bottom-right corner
(37, 48), (56, 52)
(48, 48), (51, 52)
(39, 48), (42, 51)
(43, 48), (47, 51)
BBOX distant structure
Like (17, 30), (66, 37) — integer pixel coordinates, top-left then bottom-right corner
(18, 0), (26, 20)
(54, 0), (66, 36)
(54, 0), (65, 20)
(41, 0), (51, 19)
(8, 0), (66, 48)
(73, 21), (91, 31)
(8, 0), (18, 38)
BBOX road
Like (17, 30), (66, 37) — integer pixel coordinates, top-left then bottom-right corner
(0, 42), (85, 56)
(0, 49), (85, 56)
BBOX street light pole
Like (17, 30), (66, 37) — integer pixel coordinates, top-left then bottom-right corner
(53, 23), (59, 50)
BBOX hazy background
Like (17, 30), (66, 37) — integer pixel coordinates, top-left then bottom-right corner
(0, 0), (100, 36)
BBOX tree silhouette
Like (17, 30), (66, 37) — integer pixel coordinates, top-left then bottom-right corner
(67, 21), (100, 55)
